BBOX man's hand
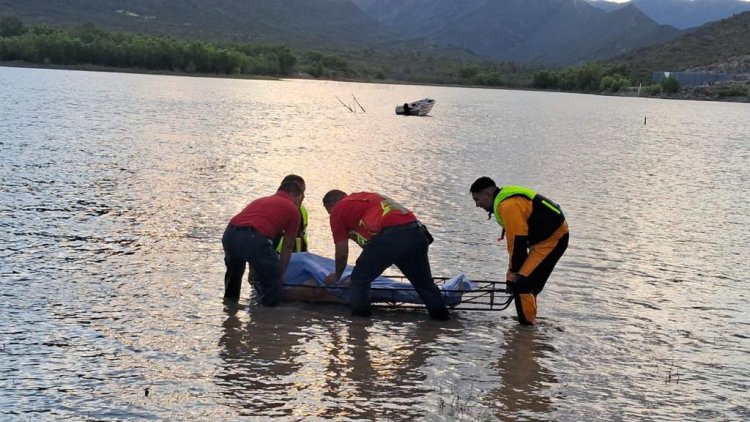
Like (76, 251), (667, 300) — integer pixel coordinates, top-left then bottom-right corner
(506, 270), (518, 282)
(324, 273), (339, 285)
(505, 270), (518, 294)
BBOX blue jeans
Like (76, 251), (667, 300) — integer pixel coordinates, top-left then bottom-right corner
(222, 225), (281, 305)
(350, 223), (449, 319)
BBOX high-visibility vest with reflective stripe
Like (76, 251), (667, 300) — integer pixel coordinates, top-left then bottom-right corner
(493, 186), (564, 245)
(348, 193), (411, 246)
(275, 205), (309, 253)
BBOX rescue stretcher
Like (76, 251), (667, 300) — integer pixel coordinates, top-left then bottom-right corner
(373, 275), (513, 311)
(282, 253), (513, 311)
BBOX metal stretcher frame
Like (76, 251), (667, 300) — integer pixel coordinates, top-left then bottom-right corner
(376, 275), (514, 311)
(284, 276), (514, 311)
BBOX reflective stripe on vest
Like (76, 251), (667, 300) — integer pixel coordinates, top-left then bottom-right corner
(350, 194), (409, 246)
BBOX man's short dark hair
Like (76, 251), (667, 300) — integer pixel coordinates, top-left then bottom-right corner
(279, 181), (304, 196)
(322, 189), (347, 207)
(280, 174), (305, 190)
(470, 177), (496, 193)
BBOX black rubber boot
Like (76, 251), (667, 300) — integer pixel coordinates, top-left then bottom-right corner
(429, 307), (451, 321)
(351, 308), (372, 317)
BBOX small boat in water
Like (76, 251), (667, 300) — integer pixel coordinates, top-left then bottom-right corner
(395, 98), (435, 116)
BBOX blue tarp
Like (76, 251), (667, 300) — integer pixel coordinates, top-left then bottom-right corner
(285, 252), (475, 306)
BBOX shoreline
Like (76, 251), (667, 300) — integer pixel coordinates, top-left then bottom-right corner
(0, 61), (282, 81)
(2, 61), (747, 104)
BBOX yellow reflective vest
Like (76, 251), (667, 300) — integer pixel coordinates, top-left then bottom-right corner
(493, 186), (564, 245)
(275, 205), (309, 252)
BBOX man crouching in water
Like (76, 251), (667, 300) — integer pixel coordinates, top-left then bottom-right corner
(470, 177), (569, 325)
(222, 181), (303, 305)
(322, 189), (450, 320)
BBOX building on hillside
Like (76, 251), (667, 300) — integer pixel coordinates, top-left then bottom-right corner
(653, 71), (735, 87)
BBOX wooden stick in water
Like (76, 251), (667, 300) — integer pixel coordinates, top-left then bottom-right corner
(352, 94), (366, 113)
(335, 95), (354, 112)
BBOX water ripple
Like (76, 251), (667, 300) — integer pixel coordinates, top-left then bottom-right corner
(1, 68), (748, 421)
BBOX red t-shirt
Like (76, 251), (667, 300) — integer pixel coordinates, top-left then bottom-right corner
(229, 191), (300, 240)
(329, 192), (416, 243)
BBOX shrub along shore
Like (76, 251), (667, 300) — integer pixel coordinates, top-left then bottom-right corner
(1, 17), (746, 102)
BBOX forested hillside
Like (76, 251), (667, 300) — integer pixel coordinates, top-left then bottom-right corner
(0, 16), (534, 87)
(2, 0), (684, 65)
(0, 0), (389, 46)
(1, 3), (747, 101)
(609, 11), (750, 80)
(588, 0), (750, 29)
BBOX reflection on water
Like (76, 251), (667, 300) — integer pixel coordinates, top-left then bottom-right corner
(217, 303), (460, 419)
(490, 328), (555, 420)
(218, 305), (307, 418)
(1, 66), (749, 420)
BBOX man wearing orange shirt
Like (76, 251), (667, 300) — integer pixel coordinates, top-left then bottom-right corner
(470, 177), (569, 325)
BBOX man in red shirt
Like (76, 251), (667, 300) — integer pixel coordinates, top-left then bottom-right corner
(222, 181), (303, 305)
(272, 174), (309, 253)
(322, 190), (450, 320)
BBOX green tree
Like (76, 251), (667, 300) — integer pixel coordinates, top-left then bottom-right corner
(307, 61), (324, 77)
(599, 74), (631, 93)
(533, 70), (559, 89)
(0, 15), (26, 37)
(473, 71), (504, 86)
(301, 51), (351, 77)
(600, 75), (616, 92)
(661, 76), (680, 94)
(459, 65), (480, 80)
(643, 84), (662, 96)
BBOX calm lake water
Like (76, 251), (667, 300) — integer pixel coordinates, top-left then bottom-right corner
(1, 66), (748, 421)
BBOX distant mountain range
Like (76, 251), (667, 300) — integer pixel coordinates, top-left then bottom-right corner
(588, 0), (750, 29)
(1, 0), (745, 66)
(352, 0), (683, 65)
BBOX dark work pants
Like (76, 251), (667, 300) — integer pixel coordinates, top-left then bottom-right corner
(513, 233), (569, 325)
(222, 225), (282, 306)
(350, 224), (448, 319)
